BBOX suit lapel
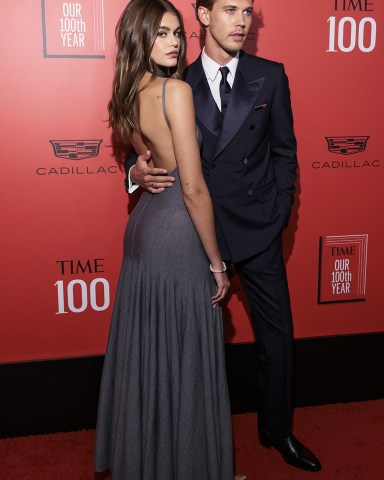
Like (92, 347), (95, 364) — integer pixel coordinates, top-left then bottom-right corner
(186, 57), (222, 139)
(213, 53), (265, 160)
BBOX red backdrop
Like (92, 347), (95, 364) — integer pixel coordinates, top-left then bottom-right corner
(1, 0), (383, 363)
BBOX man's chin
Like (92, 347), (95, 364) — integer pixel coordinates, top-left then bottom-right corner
(224, 45), (244, 55)
(225, 40), (245, 52)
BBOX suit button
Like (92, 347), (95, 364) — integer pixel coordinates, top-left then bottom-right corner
(210, 164), (216, 169)
(250, 125), (255, 130)
(247, 190), (253, 196)
(243, 158), (248, 165)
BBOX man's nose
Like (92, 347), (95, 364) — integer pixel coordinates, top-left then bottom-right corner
(236, 12), (246, 27)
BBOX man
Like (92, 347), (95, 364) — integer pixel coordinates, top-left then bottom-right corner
(127, 0), (321, 472)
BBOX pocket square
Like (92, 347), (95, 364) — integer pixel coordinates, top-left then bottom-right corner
(254, 104), (268, 111)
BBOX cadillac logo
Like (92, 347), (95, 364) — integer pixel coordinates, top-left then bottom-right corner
(325, 136), (369, 155)
(49, 140), (103, 160)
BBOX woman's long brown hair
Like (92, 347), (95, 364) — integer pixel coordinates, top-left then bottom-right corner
(109, 0), (187, 144)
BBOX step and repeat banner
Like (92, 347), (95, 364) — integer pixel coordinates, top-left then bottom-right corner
(1, 0), (383, 362)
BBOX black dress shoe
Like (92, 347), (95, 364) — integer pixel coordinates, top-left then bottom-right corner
(259, 430), (321, 472)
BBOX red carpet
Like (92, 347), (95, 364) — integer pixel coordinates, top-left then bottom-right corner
(1, 400), (383, 479)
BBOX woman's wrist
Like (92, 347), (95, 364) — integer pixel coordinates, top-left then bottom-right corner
(209, 261), (227, 274)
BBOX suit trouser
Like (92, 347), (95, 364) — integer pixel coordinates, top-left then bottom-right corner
(235, 234), (293, 437)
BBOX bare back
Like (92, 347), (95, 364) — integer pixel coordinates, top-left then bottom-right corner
(132, 75), (178, 173)
(132, 73), (205, 203)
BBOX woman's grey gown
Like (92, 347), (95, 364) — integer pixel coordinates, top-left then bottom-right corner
(94, 80), (233, 479)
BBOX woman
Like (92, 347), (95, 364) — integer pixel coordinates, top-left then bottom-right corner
(94, 0), (234, 478)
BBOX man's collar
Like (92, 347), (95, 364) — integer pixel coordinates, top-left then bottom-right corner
(201, 48), (239, 81)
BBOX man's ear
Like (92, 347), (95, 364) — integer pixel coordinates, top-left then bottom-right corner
(198, 6), (210, 27)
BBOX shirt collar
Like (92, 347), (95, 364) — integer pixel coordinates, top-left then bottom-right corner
(201, 48), (239, 82)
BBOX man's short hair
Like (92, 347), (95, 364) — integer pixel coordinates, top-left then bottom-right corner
(196, 0), (215, 11)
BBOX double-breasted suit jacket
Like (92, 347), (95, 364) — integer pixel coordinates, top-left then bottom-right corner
(184, 51), (297, 263)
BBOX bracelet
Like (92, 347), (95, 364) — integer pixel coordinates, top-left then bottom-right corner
(209, 261), (227, 273)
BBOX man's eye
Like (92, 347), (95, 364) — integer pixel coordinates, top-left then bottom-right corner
(226, 8), (235, 14)
(244, 9), (252, 16)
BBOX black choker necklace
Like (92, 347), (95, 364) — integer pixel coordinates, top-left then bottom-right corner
(157, 66), (168, 78)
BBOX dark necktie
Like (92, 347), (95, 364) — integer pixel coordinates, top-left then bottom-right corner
(219, 66), (231, 117)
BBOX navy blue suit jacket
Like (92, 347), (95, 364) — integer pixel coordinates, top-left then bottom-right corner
(184, 51), (297, 262)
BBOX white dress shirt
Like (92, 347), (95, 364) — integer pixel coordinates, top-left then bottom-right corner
(201, 48), (239, 111)
(128, 49), (239, 192)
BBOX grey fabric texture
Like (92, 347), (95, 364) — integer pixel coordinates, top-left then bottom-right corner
(94, 80), (233, 479)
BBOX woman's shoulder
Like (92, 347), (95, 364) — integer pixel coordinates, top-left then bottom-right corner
(165, 78), (192, 98)
(163, 79), (195, 123)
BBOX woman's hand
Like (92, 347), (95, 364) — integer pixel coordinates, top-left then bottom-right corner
(211, 272), (230, 308)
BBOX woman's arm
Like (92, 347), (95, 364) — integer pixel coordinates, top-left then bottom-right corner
(166, 80), (229, 305)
